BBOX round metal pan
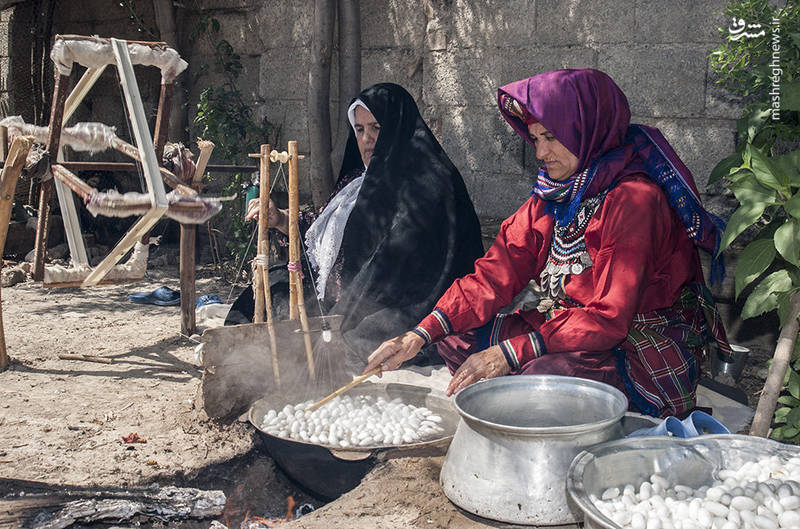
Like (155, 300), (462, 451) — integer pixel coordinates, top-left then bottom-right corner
(248, 381), (458, 499)
(567, 434), (800, 529)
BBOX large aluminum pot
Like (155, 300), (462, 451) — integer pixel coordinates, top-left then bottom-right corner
(567, 434), (800, 529)
(440, 375), (627, 525)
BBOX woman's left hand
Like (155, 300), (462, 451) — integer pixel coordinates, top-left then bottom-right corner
(446, 345), (511, 396)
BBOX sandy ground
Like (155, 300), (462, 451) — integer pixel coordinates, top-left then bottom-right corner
(0, 262), (771, 529)
(1, 266), (495, 529)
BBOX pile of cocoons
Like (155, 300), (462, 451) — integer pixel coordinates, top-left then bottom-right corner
(591, 454), (800, 529)
(260, 394), (444, 447)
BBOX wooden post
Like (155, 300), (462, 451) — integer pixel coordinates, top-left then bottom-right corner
(287, 141), (315, 379)
(179, 224), (196, 336)
(287, 142), (300, 321)
(0, 136), (34, 372)
(153, 82), (173, 160)
(143, 81), (173, 247)
(33, 72), (70, 281)
(178, 140), (214, 337)
(255, 144), (280, 387)
(0, 126), (7, 163)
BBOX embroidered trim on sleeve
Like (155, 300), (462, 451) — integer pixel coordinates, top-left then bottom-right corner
(499, 340), (520, 370)
(431, 308), (452, 335)
(528, 330), (545, 358)
(411, 326), (431, 346)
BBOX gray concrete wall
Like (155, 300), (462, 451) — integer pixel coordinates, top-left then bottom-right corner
(0, 0), (740, 218)
(181, 0), (739, 218)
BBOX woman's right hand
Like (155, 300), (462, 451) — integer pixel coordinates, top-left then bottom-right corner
(245, 198), (288, 232)
(363, 332), (425, 374)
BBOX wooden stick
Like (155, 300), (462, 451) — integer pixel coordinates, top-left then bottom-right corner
(295, 273), (315, 379)
(287, 142), (300, 321)
(109, 137), (195, 195)
(250, 146), (267, 325)
(33, 72), (70, 281)
(751, 291), (800, 437)
(287, 141), (315, 378)
(193, 140), (214, 187)
(308, 367), (382, 412)
(0, 136), (33, 372)
(50, 161), (257, 173)
(57, 34), (170, 49)
(0, 137), (33, 258)
(179, 224), (196, 336)
(257, 144), (281, 388)
(58, 354), (113, 364)
(153, 82), (173, 160)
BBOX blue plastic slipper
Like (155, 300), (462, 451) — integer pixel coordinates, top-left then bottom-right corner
(681, 410), (730, 436)
(129, 286), (180, 306)
(627, 416), (690, 438)
(196, 294), (222, 309)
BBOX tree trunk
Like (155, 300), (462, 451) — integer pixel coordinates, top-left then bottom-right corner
(750, 291), (800, 437)
(331, 0), (361, 173)
(307, 0), (336, 208)
(152, 0), (188, 142)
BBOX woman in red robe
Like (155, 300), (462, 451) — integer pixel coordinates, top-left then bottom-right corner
(365, 69), (732, 418)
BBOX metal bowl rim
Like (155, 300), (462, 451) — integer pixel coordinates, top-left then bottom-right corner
(566, 433), (800, 529)
(453, 374), (628, 435)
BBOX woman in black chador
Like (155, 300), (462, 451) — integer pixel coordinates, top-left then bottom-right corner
(226, 83), (484, 367)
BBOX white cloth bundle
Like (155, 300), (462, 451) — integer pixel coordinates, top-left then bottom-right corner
(50, 37), (187, 83)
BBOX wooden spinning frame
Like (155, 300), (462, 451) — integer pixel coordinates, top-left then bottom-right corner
(33, 35), (187, 287)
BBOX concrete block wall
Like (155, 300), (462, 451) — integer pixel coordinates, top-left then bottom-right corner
(1, 0), (741, 218)
(180, 0), (738, 218)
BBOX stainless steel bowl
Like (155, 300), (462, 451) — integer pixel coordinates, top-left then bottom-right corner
(440, 375), (628, 525)
(567, 434), (800, 529)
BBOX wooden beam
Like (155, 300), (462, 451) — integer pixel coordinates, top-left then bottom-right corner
(63, 66), (107, 123)
(82, 207), (165, 286)
(179, 224), (196, 335)
(110, 38), (167, 208)
(81, 39), (169, 286)
(0, 136), (33, 372)
(49, 161), (257, 173)
(153, 82), (173, 160)
(54, 65), (109, 268)
(33, 73), (70, 281)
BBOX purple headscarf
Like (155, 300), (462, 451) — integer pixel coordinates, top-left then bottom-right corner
(497, 69), (726, 283)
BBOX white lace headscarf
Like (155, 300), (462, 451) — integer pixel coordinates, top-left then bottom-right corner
(305, 99), (370, 300)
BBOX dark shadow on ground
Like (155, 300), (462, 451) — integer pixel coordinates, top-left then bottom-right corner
(9, 336), (202, 382)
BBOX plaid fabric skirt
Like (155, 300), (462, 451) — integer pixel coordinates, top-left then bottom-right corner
(436, 282), (731, 418)
(615, 282), (732, 417)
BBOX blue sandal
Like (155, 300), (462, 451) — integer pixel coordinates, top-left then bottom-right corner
(129, 286), (180, 306)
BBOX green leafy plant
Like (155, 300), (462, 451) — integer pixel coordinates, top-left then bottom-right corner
(709, 0), (800, 441)
(189, 9), (278, 274)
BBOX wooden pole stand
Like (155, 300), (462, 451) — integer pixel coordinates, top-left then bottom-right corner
(248, 144), (282, 388)
(287, 141), (315, 379)
(0, 136), (34, 372)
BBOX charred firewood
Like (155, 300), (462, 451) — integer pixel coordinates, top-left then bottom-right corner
(0, 485), (225, 529)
